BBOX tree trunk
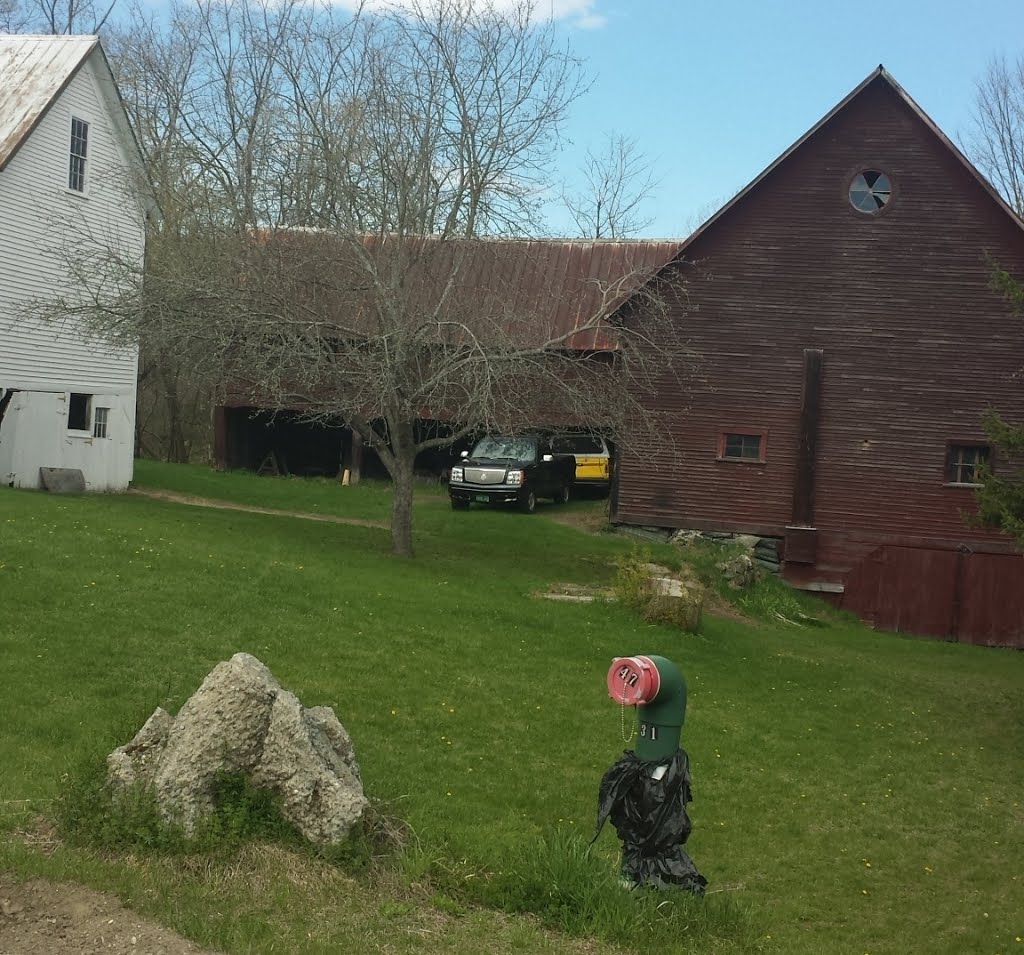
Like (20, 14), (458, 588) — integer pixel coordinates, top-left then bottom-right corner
(390, 452), (416, 557)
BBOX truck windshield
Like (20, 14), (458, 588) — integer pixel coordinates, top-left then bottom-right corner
(471, 436), (536, 462)
(552, 434), (605, 454)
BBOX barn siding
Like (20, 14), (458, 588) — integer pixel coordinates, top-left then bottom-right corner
(0, 54), (142, 392)
(0, 46), (143, 490)
(615, 75), (1024, 641)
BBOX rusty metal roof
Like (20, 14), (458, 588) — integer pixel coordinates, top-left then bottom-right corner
(260, 231), (682, 350)
(0, 34), (98, 171)
(463, 237), (682, 349)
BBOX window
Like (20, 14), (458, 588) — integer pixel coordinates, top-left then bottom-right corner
(67, 392), (91, 431)
(946, 444), (990, 485)
(552, 434), (606, 455)
(719, 431), (765, 462)
(849, 169), (892, 213)
(69, 117), (89, 192)
(93, 406), (109, 438)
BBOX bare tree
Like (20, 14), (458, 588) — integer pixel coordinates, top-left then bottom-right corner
(41, 0), (689, 557)
(562, 133), (658, 238)
(964, 60), (1024, 541)
(1, 0), (119, 33)
(966, 54), (1024, 216)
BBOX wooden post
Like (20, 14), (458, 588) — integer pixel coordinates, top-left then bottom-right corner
(349, 430), (363, 485)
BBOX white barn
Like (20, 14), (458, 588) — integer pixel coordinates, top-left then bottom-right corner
(0, 35), (146, 491)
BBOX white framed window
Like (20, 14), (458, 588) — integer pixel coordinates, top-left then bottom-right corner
(92, 406), (110, 438)
(68, 116), (89, 192)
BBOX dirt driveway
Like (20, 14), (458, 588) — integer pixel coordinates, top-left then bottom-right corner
(0, 874), (223, 955)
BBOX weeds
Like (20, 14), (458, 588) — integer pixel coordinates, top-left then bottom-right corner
(53, 747), (408, 875)
(54, 751), (302, 855)
(469, 830), (749, 948)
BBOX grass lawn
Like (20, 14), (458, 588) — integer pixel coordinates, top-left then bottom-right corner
(1, 462), (1022, 954)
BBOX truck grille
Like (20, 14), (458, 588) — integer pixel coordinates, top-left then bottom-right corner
(465, 467), (506, 484)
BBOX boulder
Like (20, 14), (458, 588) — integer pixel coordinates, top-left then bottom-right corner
(106, 653), (368, 845)
(718, 554), (761, 589)
(107, 707), (174, 790)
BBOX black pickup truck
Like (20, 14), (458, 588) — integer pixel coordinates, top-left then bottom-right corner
(448, 434), (576, 513)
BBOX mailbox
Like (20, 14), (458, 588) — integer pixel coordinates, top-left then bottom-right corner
(607, 654), (687, 761)
(596, 653), (706, 893)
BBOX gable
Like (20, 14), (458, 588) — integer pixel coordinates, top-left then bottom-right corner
(0, 35), (97, 171)
(676, 69), (1024, 265)
(0, 35), (148, 218)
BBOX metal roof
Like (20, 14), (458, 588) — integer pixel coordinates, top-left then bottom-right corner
(0, 34), (98, 171)
(262, 232), (683, 350)
(393, 236), (683, 350)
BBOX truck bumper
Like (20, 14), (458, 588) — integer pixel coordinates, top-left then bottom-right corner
(449, 485), (523, 506)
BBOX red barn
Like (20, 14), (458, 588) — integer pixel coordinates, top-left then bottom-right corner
(612, 66), (1024, 647)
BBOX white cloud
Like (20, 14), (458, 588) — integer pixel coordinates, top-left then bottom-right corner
(332, 0), (607, 30)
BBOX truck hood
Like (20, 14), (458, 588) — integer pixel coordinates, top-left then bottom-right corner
(461, 456), (531, 468)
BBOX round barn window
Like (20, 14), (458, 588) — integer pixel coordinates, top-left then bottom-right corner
(849, 170), (893, 213)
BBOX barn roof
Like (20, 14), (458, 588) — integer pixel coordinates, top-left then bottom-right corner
(0, 34), (100, 171)
(400, 236), (683, 350)
(674, 65), (1024, 261)
(262, 230), (682, 350)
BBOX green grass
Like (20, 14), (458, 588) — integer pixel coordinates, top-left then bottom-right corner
(2, 461), (1023, 954)
(131, 458), (440, 522)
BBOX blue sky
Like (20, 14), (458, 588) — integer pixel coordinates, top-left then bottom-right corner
(543, 0), (1024, 237)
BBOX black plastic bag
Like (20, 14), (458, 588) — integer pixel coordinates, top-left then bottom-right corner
(593, 748), (707, 894)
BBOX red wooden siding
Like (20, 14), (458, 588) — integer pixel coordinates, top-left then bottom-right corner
(614, 71), (1024, 645)
(842, 546), (1024, 647)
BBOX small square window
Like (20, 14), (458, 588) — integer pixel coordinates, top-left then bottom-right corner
(67, 392), (91, 431)
(946, 444), (990, 485)
(93, 406), (110, 438)
(69, 117), (89, 192)
(719, 431), (765, 462)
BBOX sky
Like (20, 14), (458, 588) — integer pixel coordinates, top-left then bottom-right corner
(537, 0), (1024, 238)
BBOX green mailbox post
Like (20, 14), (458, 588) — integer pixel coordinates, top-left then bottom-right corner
(606, 655), (688, 760)
(597, 654), (706, 893)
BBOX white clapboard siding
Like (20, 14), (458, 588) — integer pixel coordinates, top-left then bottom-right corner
(0, 52), (144, 392)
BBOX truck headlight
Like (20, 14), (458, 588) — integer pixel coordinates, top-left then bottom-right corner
(450, 467), (464, 482)
(507, 469), (523, 486)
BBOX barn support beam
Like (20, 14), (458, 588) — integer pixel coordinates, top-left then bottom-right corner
(348, 430), (363, 484)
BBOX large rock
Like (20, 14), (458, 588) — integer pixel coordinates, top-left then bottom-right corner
(106, 653), (368, 845)
(718, 554), (761, 589)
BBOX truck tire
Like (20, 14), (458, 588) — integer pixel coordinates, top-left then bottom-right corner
(553, 483), (570, 504)
(518, 490), (537, 514)
(451, 497), (470, 510)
